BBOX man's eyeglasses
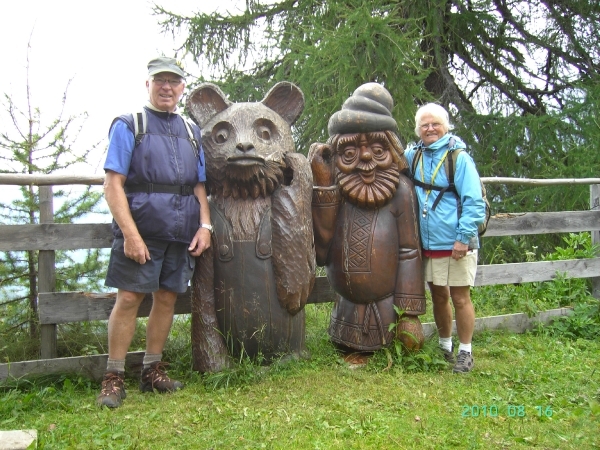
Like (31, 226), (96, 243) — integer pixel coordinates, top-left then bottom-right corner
(152, 77), (183, 88)
(420, 123), (442, 130)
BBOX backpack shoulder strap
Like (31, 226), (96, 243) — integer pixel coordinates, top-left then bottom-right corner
(133, 110), (147, 147)
(445, 148), (462, 188)
(183, 118), (194, 140)
(182, 117), (200, 157)
(429, 140), (460, 211)
(444, 137), (463, 196)
(410, 147), (423, 178)
(441, 141), (465, 215)
(443, 137), (457, 184)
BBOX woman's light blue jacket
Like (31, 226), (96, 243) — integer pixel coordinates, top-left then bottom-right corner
(405, 133), (486, 250)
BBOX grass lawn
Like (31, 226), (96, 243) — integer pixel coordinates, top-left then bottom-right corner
(1, 302), (599, 449)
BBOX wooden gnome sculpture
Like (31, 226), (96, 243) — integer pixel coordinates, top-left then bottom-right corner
(186, 82), (316, 372)
(309, 83), (426, 352)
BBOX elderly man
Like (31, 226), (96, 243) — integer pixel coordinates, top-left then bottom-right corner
(97, 57), (212, 408)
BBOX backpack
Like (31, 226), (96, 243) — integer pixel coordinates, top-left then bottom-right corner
(410, 138), (491, 236)
(132, 109), (200, 158)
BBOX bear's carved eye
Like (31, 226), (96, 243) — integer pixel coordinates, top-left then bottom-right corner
(214, 128), (229, 144)
(215, 129), (228, 143)
(257, 126), (271, 140)
(212, 122), (232, 144)
(253, 118), (278, 142)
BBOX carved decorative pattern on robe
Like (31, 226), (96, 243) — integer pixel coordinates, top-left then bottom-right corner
(346, 208), (376, 272)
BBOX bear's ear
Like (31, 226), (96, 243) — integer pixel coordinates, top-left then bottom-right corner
(261, 82), (304, 126)
(186, 83), (232, 129)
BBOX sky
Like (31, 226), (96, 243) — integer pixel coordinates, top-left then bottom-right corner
(1, 0), (244, 175)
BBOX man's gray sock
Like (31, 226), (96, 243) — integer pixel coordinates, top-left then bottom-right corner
(107, 358), (125, 374)
(143, 353), (162, 370)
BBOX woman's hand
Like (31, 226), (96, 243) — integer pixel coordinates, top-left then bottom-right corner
(452, 241), (469, 260)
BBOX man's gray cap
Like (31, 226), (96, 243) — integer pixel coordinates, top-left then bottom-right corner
(328, 82), (398, 136)
(148, 57), (185, 78)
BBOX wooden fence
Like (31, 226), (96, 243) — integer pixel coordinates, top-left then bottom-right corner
(1, 174), (600, 382)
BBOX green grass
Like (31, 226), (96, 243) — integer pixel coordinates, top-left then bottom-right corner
(1, 303), (599, 449)
(1, 234), (599, 448)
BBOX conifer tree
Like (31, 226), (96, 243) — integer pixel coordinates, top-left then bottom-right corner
(0, 45), (107, 339)
(157, 0), (600, 260)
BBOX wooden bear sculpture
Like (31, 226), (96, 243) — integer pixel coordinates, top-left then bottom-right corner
(186, 82), (316, 372)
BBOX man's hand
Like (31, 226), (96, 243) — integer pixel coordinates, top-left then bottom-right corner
(188, 227), (211, 257)
(452, 241), (469, 260)
(124, 234), (151, 264)
(104, 171), (149, 264)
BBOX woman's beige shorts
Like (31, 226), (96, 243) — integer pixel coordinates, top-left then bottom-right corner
(423, 250), (478, 287)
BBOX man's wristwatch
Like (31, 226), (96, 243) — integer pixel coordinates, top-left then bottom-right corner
(200, 223), (213, 233)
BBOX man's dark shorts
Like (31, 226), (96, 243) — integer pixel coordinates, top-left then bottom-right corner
(105, 238), (195, 293)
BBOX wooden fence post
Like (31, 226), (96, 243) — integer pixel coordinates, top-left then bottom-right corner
(39, 185), (57, 359)
(590, 184), (600, 299)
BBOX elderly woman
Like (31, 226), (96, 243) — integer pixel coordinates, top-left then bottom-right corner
(405, 103), (486, 373)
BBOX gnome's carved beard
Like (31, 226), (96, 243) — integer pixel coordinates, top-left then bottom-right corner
(210, 159), (285, 200)
(337, 166), (400, 209)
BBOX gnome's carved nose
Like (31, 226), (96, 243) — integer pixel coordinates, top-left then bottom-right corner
(236, 142), (255, 153)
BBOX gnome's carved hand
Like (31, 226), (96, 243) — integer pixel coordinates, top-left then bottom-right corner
(308, 142), (335, 187)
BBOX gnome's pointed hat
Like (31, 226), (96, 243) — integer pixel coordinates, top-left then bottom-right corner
(328, 83), (398, 136)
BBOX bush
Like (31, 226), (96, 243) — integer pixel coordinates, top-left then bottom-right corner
(472, 233), (598, 318)
(541, 301), (600, 340)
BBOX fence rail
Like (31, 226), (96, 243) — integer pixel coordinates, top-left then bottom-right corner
(1, 174), (599, 382)
(2, 210), (600, 252)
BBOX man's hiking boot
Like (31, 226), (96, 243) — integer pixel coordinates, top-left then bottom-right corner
(441, 344), (456, 365)
(97, 371), (126, 408)
(452, 350), (474, 373)
(139, 361), (184, 393)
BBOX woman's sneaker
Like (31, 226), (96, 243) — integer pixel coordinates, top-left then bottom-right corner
(97, 371), (126, 408)
(139, 361), (184, 393)
(441, 344), (456, 364)
(452, 351), (474, 373)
